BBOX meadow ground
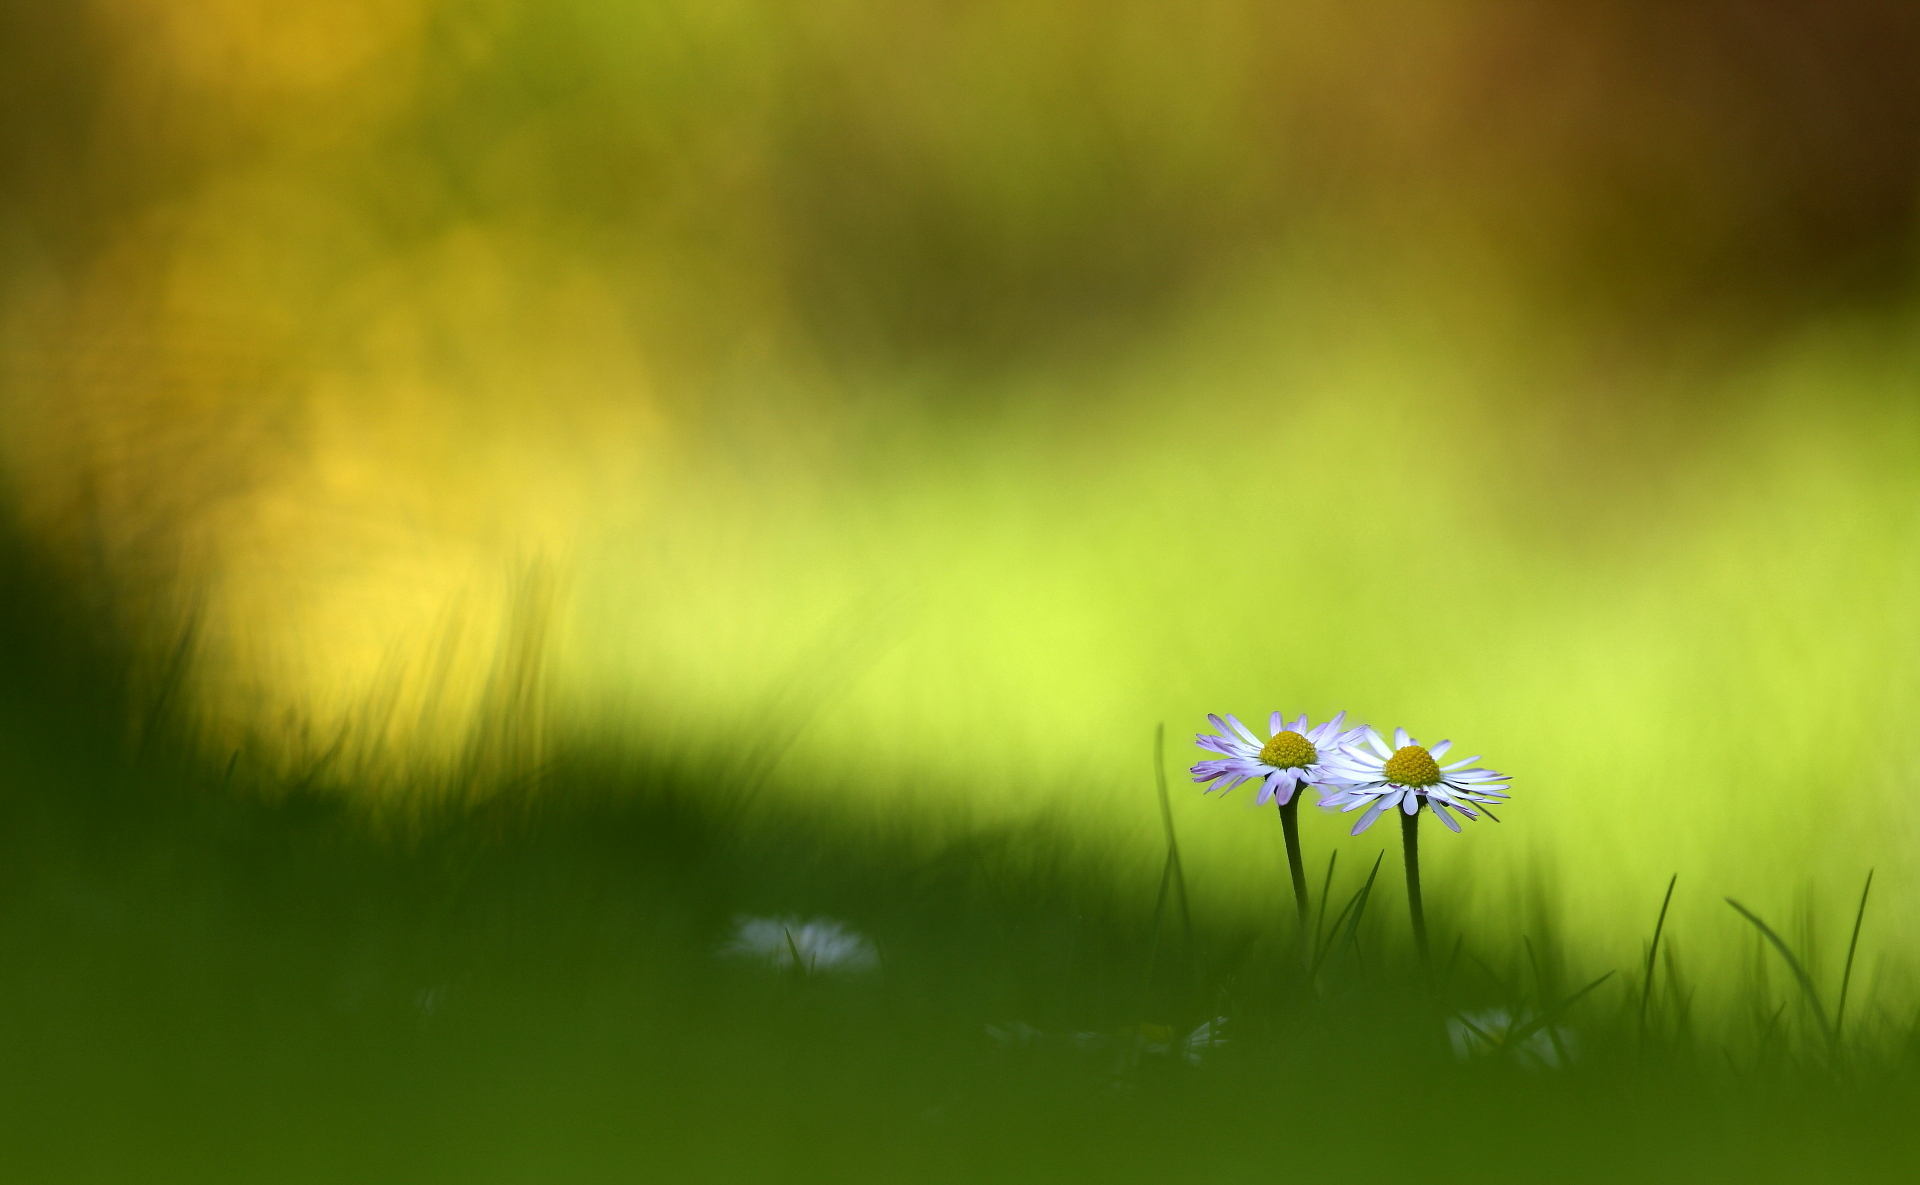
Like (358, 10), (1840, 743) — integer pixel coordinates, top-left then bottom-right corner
(4, 538), (1917, 1185)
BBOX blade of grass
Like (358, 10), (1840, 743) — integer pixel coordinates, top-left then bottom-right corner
(1154, 723), (1193, 951)
(1145, 724), (1193, 1006)
(1639, 874), (1678, 1035)
(1836, 869), (1874, 1042)
(1539, 1015), (1574, 1069)
(1310, 851), (1383, 979)
(1754, 1001), (1790, 1067)
(1523, 936), (1550, 1001)
(1505, 970), (1616, 1051)
(1314, 850), (1338, 948)
(1533, 970), (1616, 1026)
(137, 610), (200, 756)
(1726, 897), (1834, 1048)
(1448, 1010), (1499, 1052)
(1338, 850), (1386, 973)
(1664, 944), (1694, 1043)
(1440, 934), (1464, 991)
(1462, 950), (1518, 1001)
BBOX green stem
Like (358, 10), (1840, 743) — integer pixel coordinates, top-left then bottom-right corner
(1401, 808), (1429, 966)
(1277, 792), (1310, 929)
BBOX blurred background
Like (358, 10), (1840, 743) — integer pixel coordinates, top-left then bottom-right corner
(4, 0), (1920, 993)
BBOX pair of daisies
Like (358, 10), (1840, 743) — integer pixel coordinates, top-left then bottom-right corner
(1191, 711), (1510, 834)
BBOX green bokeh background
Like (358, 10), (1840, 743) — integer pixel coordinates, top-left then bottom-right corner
(6, 0), (1919, 975)
(3, 5), (1920, 1177)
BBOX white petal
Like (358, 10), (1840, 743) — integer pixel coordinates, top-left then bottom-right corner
(1352, 799), (1391, 835)
(1442, 756), (1484, 771)
(1431, 801), (1463, 832)
(1270, 710), (1285, 734)
(1365, 727), (1392, 758)
(1428, 740), (1452, 759)
(1402, 793), (1421, 815)
(1226, 715), (1261, 746)
(1393, 727), (1412, 749)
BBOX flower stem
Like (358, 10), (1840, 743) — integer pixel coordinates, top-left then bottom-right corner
(1400, 808), (1429, 966)
(1277, 793), (1311, 929)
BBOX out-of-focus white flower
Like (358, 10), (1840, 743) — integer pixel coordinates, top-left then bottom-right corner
(984, 1021), (1045, 1049)
(1127, 1018), (1231, 1065)
(985, 1017), (1229, 1066)
(413, 985), (450, 1017)
(1446, 1008), (1575, 1069)
(1177, 1016), (1229, 1065)
(1191, 711), (1369, 806)
(1319, 726), (1510, 834)
(719, 915), (879, 975)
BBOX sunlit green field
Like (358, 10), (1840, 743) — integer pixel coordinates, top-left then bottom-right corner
(4, 1), (1920, 1179)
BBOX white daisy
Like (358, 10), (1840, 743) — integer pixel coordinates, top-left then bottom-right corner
(1178, 1016), (1230, 1066)
(1318, 726), (1510, 834)
(1447, 1008), (1576, 1069)
(719, 915), (880, 975)
(1190, 711), (1369, 807)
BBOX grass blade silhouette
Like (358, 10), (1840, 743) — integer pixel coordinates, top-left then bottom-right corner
(1146, 724), (1193, 996)
(1311, 851), (1384, 978)
(1507, 970), (1616, 1052)
(1314, 850), (1338, 949)
(1726, 897), (1834, 1048)
(1836, 869), (1874, 1042)
(1640, 874), (1678, 1035)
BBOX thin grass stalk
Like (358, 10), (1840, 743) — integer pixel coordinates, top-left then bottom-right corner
(1836, 869), (1875, 1043)
(1145, 724), (1193, 995)
(1314, 850), (1338, 947)
(1639, 874), (1678, 1037)
(1726, 897), (1835, 1050)
(1311, 851), (1383, 979)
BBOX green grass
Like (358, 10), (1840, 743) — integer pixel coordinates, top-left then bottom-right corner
(4, 541), (1918, 1184)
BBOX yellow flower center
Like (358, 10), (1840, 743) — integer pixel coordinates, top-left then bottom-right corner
(1259, 730), (1317, 770)
(1384, 745), (1442, 787)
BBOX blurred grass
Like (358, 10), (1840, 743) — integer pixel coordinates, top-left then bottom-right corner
(5, 523), (1920, 1183)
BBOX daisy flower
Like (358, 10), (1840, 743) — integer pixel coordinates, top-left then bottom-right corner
(719, 915), (879, 975)
(1319, 727), (1510, 835)
(1190, 711), (1368, 807)
(1447, 1008), (1576, 1070)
